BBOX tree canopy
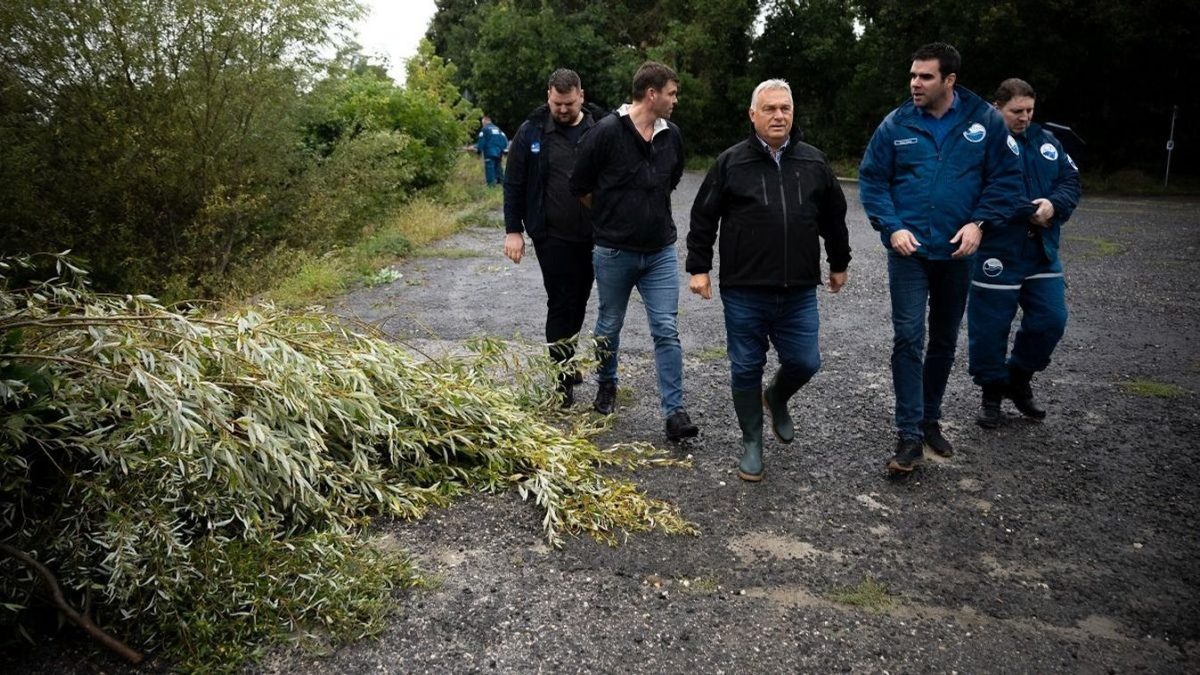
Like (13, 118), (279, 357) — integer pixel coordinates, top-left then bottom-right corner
(430, 0), (1200, 175)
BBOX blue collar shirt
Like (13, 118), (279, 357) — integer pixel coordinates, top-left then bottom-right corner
(916, 90), (961, 149)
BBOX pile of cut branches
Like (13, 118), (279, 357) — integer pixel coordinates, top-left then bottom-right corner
(0, 253), (694, 670)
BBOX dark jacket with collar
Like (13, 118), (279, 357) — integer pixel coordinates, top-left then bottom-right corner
(569, 109), (684, 252)
(858, 86), (1025, 260)
(503, 102), (606, 242)
(686, 130), (851, 288)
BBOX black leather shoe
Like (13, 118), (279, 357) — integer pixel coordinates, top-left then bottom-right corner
(593, 381), (617, 415)
(887, 437), (924, 474)
(1007, 366), (1046, 419)
(557, 379), (575, 408)
(920, 422), (954, 457)
(977, 384), (1005, 429)
(665, 409), (699, 441)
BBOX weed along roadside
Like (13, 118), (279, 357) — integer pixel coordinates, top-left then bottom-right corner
(6, 173), (1200, 672)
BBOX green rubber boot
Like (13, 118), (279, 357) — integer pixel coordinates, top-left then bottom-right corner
(763, 371), (804, 444)
(732, 388), (765, 481)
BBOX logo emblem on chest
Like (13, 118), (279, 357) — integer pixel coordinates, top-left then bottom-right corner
(963, 123), (987, 143)
(1040, 143), (1059, 160)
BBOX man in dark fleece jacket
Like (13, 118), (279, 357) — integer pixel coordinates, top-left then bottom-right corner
(569, 61), (698, 442)
(687, 78), (851, 482)
(503, 68), (605, 408)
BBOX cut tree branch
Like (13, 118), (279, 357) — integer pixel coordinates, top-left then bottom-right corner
(0, 544), (144, 665)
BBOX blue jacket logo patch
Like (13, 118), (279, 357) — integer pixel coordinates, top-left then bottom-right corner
(1040, 143), (1059, 160)
(893, 137), (918, 146)
(963, 123), (987, 143)
(1067, 154), (1078, 171)
(982, 258), (1004, 277)
(531, 141), (540, 154)
(1007, 135), (1020, 156)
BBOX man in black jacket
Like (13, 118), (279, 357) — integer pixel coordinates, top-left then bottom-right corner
(570, 61), (698, 441)
(686, 79), (851, 481)
(503, 68), (604, 407)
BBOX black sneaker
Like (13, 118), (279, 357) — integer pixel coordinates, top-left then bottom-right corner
(593, 381), (617, 415)
(977, 384), (1005, 429)
(665, 409), (699, 441)
(920, 422), (954, 457)
(887, 437), (924, 474)
(557, 380), (575, 409)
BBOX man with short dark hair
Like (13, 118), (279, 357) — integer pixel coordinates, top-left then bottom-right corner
(570, 61), (699, 441)
(859, 42), (1024, 475)
(503, 68), (606, 406)
(687, 79), (850, 481)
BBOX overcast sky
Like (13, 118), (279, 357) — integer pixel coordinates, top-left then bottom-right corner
(353, 0), (437, 84)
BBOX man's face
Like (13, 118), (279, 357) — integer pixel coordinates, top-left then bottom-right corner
(998, 95), (1035, 135)
(910, 59), (954, 110)
(648, 81), (679, 119)
(749, 88), (794, 147)
(548, 86), (584, 125)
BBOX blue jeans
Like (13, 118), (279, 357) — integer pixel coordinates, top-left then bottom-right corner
(592, 244), (684, 417)
(888, 252), (971, 439)
(721, 286), (821, 391)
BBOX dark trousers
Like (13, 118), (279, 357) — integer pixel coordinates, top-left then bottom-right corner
(533, 236), (594, 365)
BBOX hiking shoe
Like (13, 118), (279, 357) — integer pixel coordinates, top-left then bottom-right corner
(920, 422), (954, 457)
(887, 437), (924, 474)
(665, 409), (699, 441)
(593, 381), (617, 415)
(977, 384), (1005, 429)
(1007, 366), (1046, 419)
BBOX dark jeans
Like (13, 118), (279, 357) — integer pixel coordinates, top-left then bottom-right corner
(533, 236), (594, 365)
(720, 286), (821, 391)
(887, 252), (971, 439)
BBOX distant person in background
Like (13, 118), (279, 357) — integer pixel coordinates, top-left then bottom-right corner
(503, 68), (607, 406)
(687, 78), (850, 482)
(476, 115), (508, 186)
(969, 78), (1081, 428)
(859, 42), (1024, 476)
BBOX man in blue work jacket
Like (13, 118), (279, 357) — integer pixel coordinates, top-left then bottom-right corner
(969, 78), (1081, 428)
(859, 42), (1024, 476)
(476, 115), (508, 186)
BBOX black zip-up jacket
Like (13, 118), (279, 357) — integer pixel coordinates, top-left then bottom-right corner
(569, 109), (684, 252)
(503, 102), (607, 242)
(686, 130), (851, 287)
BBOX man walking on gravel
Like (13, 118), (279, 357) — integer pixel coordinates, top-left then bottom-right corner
(570, 61), (699, 441)
(859, 42), (1023, 476)
(968, 78), (1081, 428)
(503, 69), (607, 407)
(686, 79), (850, 481)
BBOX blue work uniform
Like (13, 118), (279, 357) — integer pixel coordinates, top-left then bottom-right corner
(967, 122), (1081, 385)
(477, 122), (509, 186)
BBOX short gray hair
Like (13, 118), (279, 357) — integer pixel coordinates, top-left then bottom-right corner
(750, 79), (793, 109)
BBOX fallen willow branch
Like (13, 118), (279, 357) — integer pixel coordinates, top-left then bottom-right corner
(0, 544), (144, 665)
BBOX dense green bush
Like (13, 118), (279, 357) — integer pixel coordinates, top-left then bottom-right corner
(0, 3), (476, 299)
(0, 254), (694, 670)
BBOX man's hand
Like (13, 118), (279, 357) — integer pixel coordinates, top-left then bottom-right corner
(950, 221), (982, 258)
(828, 271), (848, 293)
(1030, 198), (1055, 227)
(504, 232), (525, 264)
(688, 273), (712, 300)
(889, 229), (921, 256)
